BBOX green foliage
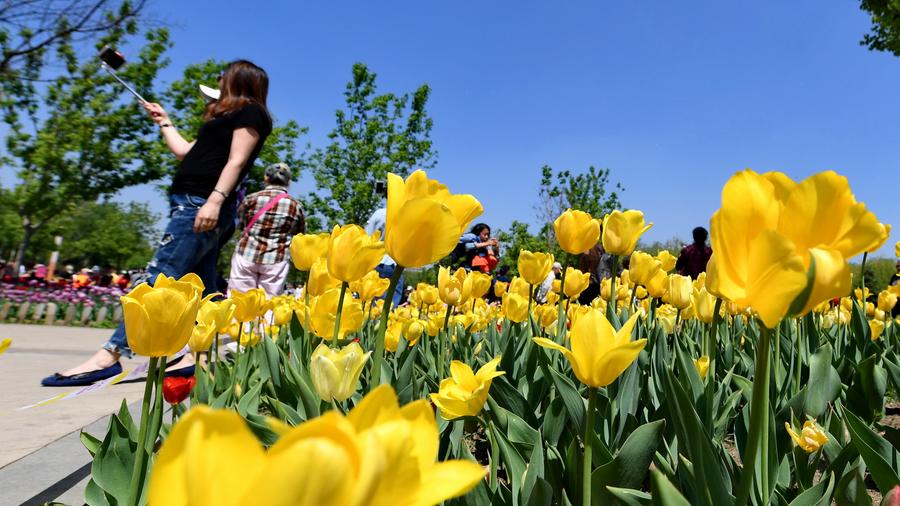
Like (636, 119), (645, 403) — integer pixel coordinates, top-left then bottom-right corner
(859, 0), (900, 56)
(1, 22), (171, 266)
(497, 220), (559, 275)
(0, 1), (146, 80)
(159, 59), (310, 195)
(849, 257), (896, 294)
(0, 193), (157, 269)
(308, 62), (436, 228)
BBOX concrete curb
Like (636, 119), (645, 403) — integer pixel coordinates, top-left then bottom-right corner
(0, 400), (139, 506)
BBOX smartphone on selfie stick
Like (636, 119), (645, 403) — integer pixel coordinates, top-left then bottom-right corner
(98, 47), (147, 104)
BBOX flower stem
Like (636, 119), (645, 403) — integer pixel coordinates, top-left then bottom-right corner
(127, 356), (159, 506)
(371, 266), (404, 388)
(332, 281), (348, 348)
(734, 324), (772, 506)
(488, 419), (499, 490)
(607, 255), (620, 323)
(439, 304), (452, 379)
(583, 387), (597, 506)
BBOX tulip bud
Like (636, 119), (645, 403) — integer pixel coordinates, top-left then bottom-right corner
(693, 356), (710, 379)
(664, 274), (692, 310)
(785, 421), (828, 453)
(554, 209), (601, 254)
(309, 342), (371, 402)
(601, 210), (652, 257)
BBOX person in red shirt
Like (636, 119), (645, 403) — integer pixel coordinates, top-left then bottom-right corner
(676, 227), (712, 279)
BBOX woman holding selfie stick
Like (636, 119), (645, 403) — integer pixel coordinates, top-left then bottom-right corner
(42, 60), (273, 386)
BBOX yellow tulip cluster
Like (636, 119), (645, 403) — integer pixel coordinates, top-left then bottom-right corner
(150, 386), (485, 506)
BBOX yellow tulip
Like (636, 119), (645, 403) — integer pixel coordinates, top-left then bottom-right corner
(664, 274), (693, 310)
(438, 266), (472, 306)
(204, 298), (236, 333)
(309, 288), (365, 341)
(307, 258), (341, 297)
(0, 337), (9, 357)
(866, 222), (891, 254)
(694, 356), (710, 379)
(554, 209), (601, 254)
(310, 342), (371, 402)
(785, 421), (828, 453)
(502, 293), (529, 323)
(656, 304), (677, 334)
(239, 327), (261, 348)
(403, 318), (425, 345)
(122, 274), (201, 357)
(150, 385), (485, 506)
(705, 170), (808, 328)
(645, 269), (668, 299)
(384, 320), (402, 352)
(878, 290), (897, 313)
(231, 288), (270, 322)
(384, 170), (483, 268)
(468, 271), (492, 299)
(272, 302), (293, 326)
(656, 250), (677, 272)
(416, 283), (440, 305)
(635, 286), (648, 299)
(508, 277), (531, 298)
(189, 319), (217, 353)
(563, 267), (591, 299)
(691, 285), (717, 324)
(350, 271), (390, 302)
(601, 210), (652, 256)
(517, 250), (554, 286)
(629, 251), (662, 287)
(493, 281), (508, 298)
(533, 311), (646, 388)
(326, 225), (385, 283)
(870, 319), (885, 341)
(546, 290), (560, 306)
(533, 304), (558, 328)
(290, 232), (330, 271)
(425, 313), (445, 337)
(896, 241), (900, 258)
(430, 356), (505, 419)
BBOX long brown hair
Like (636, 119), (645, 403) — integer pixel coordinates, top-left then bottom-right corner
(204, 60), (271, 123)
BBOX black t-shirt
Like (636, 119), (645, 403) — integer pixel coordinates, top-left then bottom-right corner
(170, 102), (272, 202)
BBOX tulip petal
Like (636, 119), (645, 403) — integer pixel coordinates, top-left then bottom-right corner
(592, 339), (648, 387)
(347, 384), (400, 432)
(449, 360), (479, 391)
(149, 407), (266, 506)
(746, 229), (808, 328)
(416, 460), (487, 505)
(386, 198), (462, 268)
(399, 399), (440, 470)
(795, 247), (851, 316)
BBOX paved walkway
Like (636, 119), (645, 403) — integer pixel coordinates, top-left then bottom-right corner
(0, 324), (148, 504)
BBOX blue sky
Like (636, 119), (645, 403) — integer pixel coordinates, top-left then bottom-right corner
(115, 1), (898, 257)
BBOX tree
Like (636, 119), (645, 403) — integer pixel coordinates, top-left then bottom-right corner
(1, 24), (171, 269)
(46, 200), (158, 269)
(859, 1), (900, 55)
(309, 62), (436, 228)
(159, 59), (309, 195)
(534, 165), (623, 244)
(0, 0), (146, 82)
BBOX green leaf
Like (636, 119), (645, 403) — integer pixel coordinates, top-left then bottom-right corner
(236, 381), (263, 416)
(650, 469), (692, 506)
(80, 430), (102, 458)
(592, 420), (665, 502)
(541, 351), (585, 432)
(787, 472), (835, 506)
(844, 409), (900, 492)
(803, 344), (841, 418)
(84, 478), (113, 506)
(91, 414), (137, 504)
(607, 487), (652, 506)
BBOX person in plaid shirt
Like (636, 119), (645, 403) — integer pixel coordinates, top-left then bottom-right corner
(228, 163), (304, 296)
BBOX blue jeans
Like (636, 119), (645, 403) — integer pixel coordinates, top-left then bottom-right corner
(103, 194), (236, 358)
(375, 263), (404, 306)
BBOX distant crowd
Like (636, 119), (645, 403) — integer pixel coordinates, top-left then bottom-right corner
(0, 261), (136, 291)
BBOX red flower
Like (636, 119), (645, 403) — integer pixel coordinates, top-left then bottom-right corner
(162, 376), (196, 405)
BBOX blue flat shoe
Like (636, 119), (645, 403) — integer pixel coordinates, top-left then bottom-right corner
(165, 364), (195, 378)
(41, 362), (123, 387)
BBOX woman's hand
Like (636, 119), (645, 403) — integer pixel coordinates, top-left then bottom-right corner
(194, 201), (221, 233)
(142, 102), (171, 126)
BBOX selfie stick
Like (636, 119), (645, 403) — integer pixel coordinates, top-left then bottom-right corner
(99, 62), (147, 103)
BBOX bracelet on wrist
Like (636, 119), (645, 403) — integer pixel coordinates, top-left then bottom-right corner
(211, 188), (229, 199)
(159, 123), (173, 129)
